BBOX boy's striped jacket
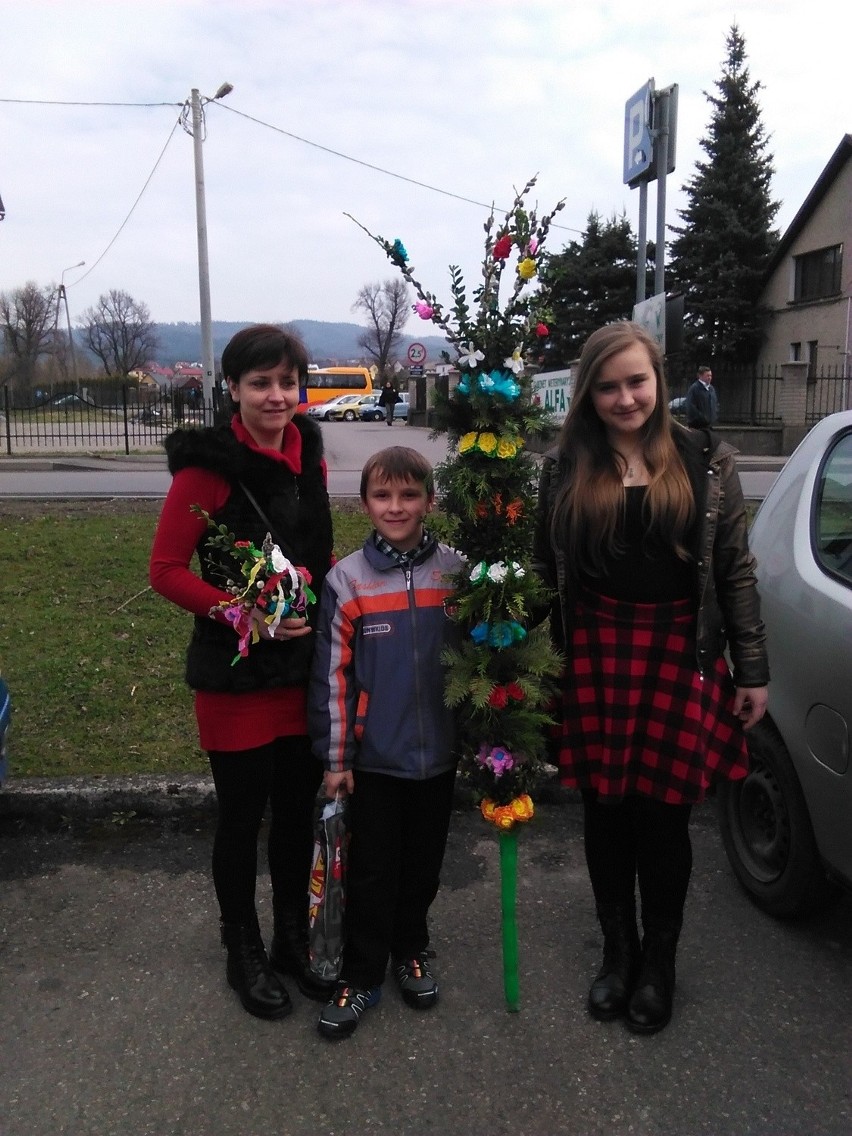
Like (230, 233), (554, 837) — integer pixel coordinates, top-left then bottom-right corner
(308, 534), (463, 779)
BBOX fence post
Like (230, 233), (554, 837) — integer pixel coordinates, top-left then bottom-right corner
(2, 385), (10, 456)
(778, 362), (811, 453)
(121, 385), (130, 456)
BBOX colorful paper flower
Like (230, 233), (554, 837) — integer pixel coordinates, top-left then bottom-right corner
(469, 561), (488, 584)
(487, 562), (509, 584)
(504, 349), (524, 375)
(505, 499), (524, 523)
(488, 686), (509, 709)
(459, 431), (478, 453)
(477, 432), (498, 455)
(414, 301), (434, 320)
(391, 238), (408, 262)
(535, 322), (549, 338)
(481, 794), (535, 829)
(493, 234), (513, 259)
(458, 343), (486, 369)
(470, 622), (490, 645)
(497, 437), (522, 459)
(517, 257), (537, 280)
(191, 507), (315, 665)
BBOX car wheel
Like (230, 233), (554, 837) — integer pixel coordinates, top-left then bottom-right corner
(343, 409), (357, 421)
(716, 718), (840, 918)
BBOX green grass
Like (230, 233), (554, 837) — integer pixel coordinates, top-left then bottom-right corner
(1, 503), (374, 779)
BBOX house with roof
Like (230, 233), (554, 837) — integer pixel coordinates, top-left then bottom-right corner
(758, 135), (851, 374)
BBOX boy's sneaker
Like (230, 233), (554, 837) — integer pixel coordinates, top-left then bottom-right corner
(393, 954), (439, 1009)
(317, 983), (381, 1039)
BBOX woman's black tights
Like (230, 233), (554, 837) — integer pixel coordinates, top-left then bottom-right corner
(208, 736), (323, 925)
(582, 791), (693, 920)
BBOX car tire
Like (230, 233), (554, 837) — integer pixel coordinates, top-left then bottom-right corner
(716, 718), (840, 918)
(343, 409), (357, 421)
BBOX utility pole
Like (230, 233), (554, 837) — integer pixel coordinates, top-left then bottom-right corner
(188, 83), (232, 419)
(56, 261), (85, 389)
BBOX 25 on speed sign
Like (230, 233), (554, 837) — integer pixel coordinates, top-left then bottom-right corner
(407, 342), (427, 365)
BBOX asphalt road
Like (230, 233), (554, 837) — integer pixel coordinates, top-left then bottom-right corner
(0, 422), (782, 500)
(2, 802), (851, 1136)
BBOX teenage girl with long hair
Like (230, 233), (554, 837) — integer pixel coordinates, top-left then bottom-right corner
(533, 321), (768, 1033)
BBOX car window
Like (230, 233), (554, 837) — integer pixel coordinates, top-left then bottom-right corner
(814, 429), (852, 586)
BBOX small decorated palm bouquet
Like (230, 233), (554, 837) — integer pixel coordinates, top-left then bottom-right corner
(351, 177), (565, 1011)
(192, 506), (316, 665)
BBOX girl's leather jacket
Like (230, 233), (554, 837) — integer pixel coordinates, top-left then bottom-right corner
(532, 426), (769, 688)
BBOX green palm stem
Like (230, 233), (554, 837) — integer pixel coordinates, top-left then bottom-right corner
(499, 827), (520, 1013)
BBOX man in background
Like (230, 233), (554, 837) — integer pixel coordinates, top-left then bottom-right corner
(684, 365), (719, 429)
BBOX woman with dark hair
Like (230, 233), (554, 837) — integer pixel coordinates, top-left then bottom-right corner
(533, 321), (768, 1034)
(150, 323), (335, 1020)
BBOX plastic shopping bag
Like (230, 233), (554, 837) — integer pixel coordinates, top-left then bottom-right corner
(308, 794), (348, 982)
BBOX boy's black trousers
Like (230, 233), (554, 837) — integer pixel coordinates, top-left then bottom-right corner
(340, 767), (456, 989)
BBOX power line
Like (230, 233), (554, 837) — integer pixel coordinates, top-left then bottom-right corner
(69, 115), (183, 288)
(215, 102), (583, 235)
(0, 97), (180, 108)
(0, 93), (583, 237)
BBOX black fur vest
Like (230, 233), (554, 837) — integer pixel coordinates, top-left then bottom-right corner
(164, 415), (333, 693)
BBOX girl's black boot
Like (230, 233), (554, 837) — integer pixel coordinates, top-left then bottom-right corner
(269, 906), (336, 1002)
(220, 916), (293, 1020)
(588, 902), (641, 1021)
(625, 914), (682, 1034)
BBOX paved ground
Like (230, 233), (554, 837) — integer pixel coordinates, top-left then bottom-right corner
(2, 793), (851, 1136)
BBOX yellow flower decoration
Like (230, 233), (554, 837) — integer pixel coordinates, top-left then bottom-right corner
(518, 257), (537, 280)
(480, 794), (535, 829)
(459, 431), (477, 453)
(478, 432), (497, 455)
(497, 437), (520, 459)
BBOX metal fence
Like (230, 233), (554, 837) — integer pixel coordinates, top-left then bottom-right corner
(2, 369), (850, 455)
(0, 384), (222, 456)
(670, 364), (850, 427)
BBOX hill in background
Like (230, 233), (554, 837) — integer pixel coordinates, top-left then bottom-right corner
(153, 320), (450, 368)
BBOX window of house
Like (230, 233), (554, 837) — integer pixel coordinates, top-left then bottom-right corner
(790, 342), (801, 361)
(794, 244), (843, 302)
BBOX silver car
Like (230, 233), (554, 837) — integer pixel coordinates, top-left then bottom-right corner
(717, 410), (852, 916)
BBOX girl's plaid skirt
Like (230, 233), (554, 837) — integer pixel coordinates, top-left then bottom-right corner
(556, 587), (749, 805)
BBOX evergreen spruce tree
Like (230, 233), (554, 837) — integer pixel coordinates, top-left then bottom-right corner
(668, 24), (780, 363)
(535, 212), (652, 367)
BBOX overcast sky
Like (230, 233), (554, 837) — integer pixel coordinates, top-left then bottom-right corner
(0, 0), (847, 336)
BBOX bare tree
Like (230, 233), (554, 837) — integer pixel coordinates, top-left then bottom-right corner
(0, 281), (56, 392)
(352, 279), (410, 380)
(79, 289), (158, 378)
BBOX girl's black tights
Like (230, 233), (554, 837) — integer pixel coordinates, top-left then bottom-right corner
(208, 736), (323, 925)
(582, 791), (693, 919)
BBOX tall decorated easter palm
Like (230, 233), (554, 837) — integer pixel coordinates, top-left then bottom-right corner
(348, 178), (565, 1010)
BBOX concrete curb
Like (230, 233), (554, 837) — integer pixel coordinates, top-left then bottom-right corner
(0, 774), (217, 824)
(0, 772), (588, 825)
(0, 772), (724, 827)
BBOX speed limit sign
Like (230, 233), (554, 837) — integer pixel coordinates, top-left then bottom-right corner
(407, 342), (427, 365)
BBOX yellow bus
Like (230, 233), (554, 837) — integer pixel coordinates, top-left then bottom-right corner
(300, 366), (373, 408)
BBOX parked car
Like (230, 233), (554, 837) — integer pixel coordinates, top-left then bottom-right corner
(668, 396), (686, 417)
(717, 410), (852, 917)
(326, 393), (381, 422)
(306, 394), (364, 421)
(360, 392), (410, 422)
(49, 393), (96, 410)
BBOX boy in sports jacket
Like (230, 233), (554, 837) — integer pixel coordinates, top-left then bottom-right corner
(309, 446), (463, 1039)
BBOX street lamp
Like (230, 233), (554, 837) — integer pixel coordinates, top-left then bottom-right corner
(186, 82), (233, 418)
(55, 261), (85, 389)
